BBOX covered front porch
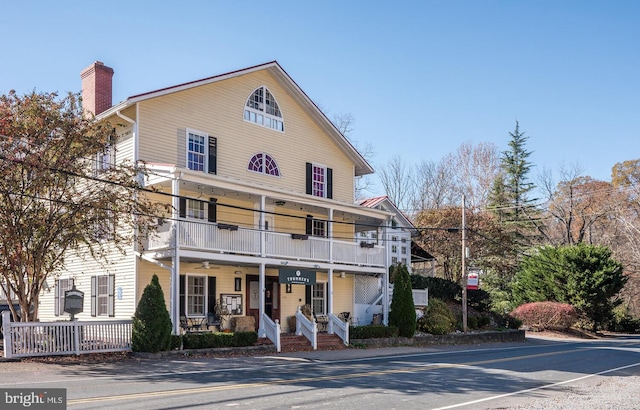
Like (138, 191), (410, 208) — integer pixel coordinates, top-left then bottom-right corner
(140, 165), (392, 349)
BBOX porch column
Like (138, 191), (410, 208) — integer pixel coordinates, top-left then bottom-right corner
(382, 217), (391, 326)
(259, 195), (266, 257)
(258, 262), (266, 337)
(328, 208), (334, 314)
(171, 177), (181, 334)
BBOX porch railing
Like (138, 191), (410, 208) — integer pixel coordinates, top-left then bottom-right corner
(2, 311), (131, 359)
(148, 220), (385, 267)
(328, 313), (349, 345)
(262, 314), (281, 353)
(295, 307), (317, 350)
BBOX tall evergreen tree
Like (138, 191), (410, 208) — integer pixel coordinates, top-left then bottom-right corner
(389, 264), (416, 337)
(489, 121), (539, 244)
(485, 122), (540, 313)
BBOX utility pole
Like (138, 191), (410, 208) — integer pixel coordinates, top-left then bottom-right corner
(461, 194), (467, 333)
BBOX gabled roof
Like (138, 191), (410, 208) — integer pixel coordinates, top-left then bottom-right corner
(98, 61), (374, 176)
(411, 241), (436, 262)
(358, 195), (415, 231)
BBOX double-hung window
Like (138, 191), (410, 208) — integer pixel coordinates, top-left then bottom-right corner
(311, 282), (326, 315)
(186, 129), (217, 174)
(305, 162), (333, 199)
(54, 278), (74, 316)
(91, 275), (114, 317)
(186, 275), (206, 316)
(306, 215), (327, 238)
(186, 199), (206, 220)
(179, 197), (217, 223)
(95, 136), (115, 175)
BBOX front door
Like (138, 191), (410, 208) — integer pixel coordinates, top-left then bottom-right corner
(247, 275), (280, 331)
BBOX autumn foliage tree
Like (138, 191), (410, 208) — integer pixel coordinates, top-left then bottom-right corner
(0, 90), (168, 321)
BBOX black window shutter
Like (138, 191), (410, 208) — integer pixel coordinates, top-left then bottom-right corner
(91, 276), (97, 317)
(207, 276), (217, 314)
(179, 275), (185, 317)
(208, 136), (217, 174)
(306, 214), (313, 235)
(108, 275), (115, 317)
(179, 197), (186, 218)
(326, 168), (333, 199)
(305, 162), (312, 195)
(54, 279), (60, 316)
(208, 198), (217, 223)
(305, 286), (311, 306)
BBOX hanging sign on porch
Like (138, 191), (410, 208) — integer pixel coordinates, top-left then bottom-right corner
(279, 268), (316, 285)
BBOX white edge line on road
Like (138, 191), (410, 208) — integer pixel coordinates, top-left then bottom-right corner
(431, 361), (640, 410)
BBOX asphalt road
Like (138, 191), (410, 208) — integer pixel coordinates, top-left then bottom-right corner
(1, 334), (639, 409)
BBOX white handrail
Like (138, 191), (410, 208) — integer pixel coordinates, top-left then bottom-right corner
(262, 314), (281, 352)
(295, 307), (317, 350)
(328, 313), (349, 345)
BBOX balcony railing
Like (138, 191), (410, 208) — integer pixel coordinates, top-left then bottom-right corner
(148, 220), (384, 267)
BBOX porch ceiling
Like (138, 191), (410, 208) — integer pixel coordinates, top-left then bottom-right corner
(146, 169), (388, 228)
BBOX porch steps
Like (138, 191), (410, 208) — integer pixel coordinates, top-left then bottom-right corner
(258, 333), (346, 352)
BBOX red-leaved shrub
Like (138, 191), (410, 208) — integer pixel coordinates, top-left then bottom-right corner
(510, 302), (578, 330)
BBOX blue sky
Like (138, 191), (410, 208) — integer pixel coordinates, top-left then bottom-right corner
(3, 1), (638, 195)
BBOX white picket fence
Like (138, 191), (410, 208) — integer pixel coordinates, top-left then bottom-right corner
(2, 311), (132, 359)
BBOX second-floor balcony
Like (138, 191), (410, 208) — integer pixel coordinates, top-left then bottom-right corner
(148, 220), (385, 267)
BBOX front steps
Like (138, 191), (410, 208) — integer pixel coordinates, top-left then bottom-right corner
(258, 333), (346, 352)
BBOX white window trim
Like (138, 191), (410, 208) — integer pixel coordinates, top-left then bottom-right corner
(185, 199), (207, 220)
(247, 152), (282, 177)
(311, 281), (327, 315)
(243, 86), (285, 132)
(186, 128), (209, 172)
(54, 278), (74, 317)
(312, 219), (327, 237)
(186, 274), (207, 317)
(312, 163), (328, 198)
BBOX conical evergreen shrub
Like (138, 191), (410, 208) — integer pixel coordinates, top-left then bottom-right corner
(132, 274), (172, 353)
(388, 264), (416, 337)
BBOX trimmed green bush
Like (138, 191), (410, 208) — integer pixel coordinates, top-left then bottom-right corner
(419, 313), (455, 335)
(132, 274), (172, 353)
(506, 315), (523, 329)
(350, 325), (399, 339)
(182, 331), (258, 349)
(417, 298), (456, 335)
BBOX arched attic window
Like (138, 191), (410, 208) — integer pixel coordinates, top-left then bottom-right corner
(248, 153), (281, 177)
(243, 86), (284, 131)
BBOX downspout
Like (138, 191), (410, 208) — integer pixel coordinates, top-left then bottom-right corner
(171, 175), (182, 335)
(116, 108), (140, 317)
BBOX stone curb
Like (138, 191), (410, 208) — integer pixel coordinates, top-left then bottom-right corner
(0, 330), (524, 361)
(352, 329), (525, 348)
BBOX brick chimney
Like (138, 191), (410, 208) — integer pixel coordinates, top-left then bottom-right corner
(80, 61), (114, 116)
